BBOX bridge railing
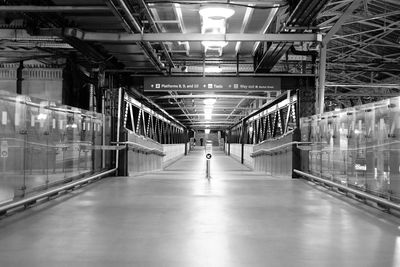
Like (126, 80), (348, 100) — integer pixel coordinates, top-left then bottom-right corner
(0, 91), (113, 205)
(298, 96), (400, 204)
(227, 90), (300, 176)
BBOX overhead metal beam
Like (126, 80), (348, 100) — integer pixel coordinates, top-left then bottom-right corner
(8, 9), (115, 66)
(235, 6), (254, 56)
(326, 93), (400, 97)
(106, 70), (315, 77)
(226, 98), (246, 121)
(186, 121), (234, 125)
(339, 10), (400, 27)
(156, 94), (271, 100)
(164, 106), (251, 110)
(322, 0), (363, 46)
(152, 0), (286, 5)
(332, 24), (400, 41)
(113, 0), (142, 33)
(64, 29), (322, 42)
(105, 0), (165, 72)
(173, 114), (243, 117)
(168, 91), (194, 124)
(138, 0), (175, 68)
(251, 5), (279, 55)
(0, 5), (111, 12)
(173, 3), (190, 56)
(331, 21), (400, 62)
(325, 83), (400, 89)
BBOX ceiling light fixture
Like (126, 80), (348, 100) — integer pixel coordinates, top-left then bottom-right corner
(201, 41), (228, 48)
(204, 106), (213, 120)
(199, 5), (234, 57)
(203, 98), (217, 105)
(202, 18), (226, 33)
(205, 129), (211, 134)
(205, 66), (222, 73)
(199, 6), (235, 19)
(204, 107), (213, 115)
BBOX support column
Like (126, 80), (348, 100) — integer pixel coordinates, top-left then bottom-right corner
(184, 129), (188, 155)
(16, 61), (23, 94)
(240, 120), (247, 164)
(227, 130), (231, 156)
(89, 70), (96, 112)
(318, 45), (327, 114)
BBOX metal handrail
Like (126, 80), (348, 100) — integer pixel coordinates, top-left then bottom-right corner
(307, 140), (400, 153)
(114, 141), (165, 156)
(0, 168), (117, 215)
(250, 141), (312, 157)
(294, 169), (400, 212)
(0, 138), (124, 151)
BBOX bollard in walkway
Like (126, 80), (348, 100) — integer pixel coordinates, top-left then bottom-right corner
(205, 153), (211, 179)
(205, 142), (212, 179)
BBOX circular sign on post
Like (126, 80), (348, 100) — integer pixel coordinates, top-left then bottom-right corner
(206, 153), (212, 159)
(1, 140), (8, 158)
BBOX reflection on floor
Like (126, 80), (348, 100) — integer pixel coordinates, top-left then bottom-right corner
(0, 148), (399, 267)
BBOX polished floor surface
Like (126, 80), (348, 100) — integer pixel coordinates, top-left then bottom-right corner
(0, 148), (400, 267)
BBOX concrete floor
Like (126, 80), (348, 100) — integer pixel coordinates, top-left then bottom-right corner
(0, 148), (400, 267)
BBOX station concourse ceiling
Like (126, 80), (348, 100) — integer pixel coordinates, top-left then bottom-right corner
(0, 0), (399, 130)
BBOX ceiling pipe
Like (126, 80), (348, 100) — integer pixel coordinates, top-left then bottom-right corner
(113, 0), (142, 33)
(104, 70), (315, 77)
(107, 0), (166, 73)
(138, 0), (175, 68)
(325, 83), (400, 89)
(290, 46), (318, 74)
(168, 91), (195, 124)
(290, 46), (318, 57)
(254, 0), (328, 72)
(156, 94), (271, 100)
(0, 5), (111, 12)
(173, 3), (190, 56)
(129, 87), (185, 128)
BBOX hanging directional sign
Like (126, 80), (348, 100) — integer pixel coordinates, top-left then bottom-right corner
(144, 77), (281, 92)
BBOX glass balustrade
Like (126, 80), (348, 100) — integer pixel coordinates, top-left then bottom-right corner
(0, 91), (112, 204)
(300, 96), (400, 203)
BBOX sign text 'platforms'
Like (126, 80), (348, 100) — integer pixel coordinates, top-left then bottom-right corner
(144, 77), (281, 92)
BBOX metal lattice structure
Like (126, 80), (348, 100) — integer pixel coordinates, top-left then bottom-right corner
(229, 90), (298, 144)
(123, 93), (185, 144)
(317, 0), (400, 109)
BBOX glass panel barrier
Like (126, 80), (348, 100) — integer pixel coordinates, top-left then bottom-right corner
(0, 91), (112, 204)
(300, 96), (400, 203)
